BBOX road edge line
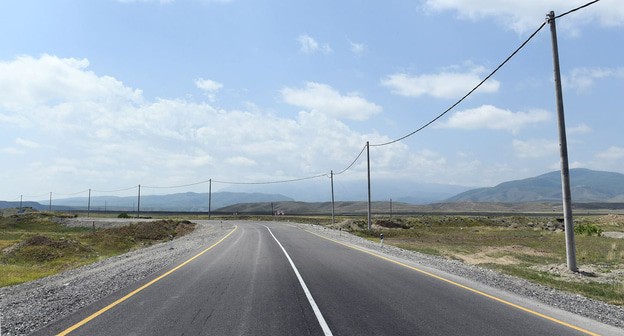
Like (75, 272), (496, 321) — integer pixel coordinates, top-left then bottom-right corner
(264, 225), (333, 336)
(303, 227), (599, 336)
(56, 225), (238, 336)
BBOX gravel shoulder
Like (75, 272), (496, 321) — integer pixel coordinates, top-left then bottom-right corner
(1, 220), (622, 335)
(0, 219), (233, 336)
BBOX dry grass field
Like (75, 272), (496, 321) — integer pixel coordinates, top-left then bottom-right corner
(337, 214), (624, 306)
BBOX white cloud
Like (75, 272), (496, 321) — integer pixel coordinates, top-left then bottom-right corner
(15, 138), (41, 148)
(1, 147), (23, 155)
(195, 78), (223, 102)
(0, 54), (397, 197)
(297, 34), (332, 54)
(0, 54), (142, 111)
(564, 67), (624, 93)
(381, 65), (500, 99)
(439, 105), (550, 133)
(280, 82), (382, 121)
(567, 123), (592, 135)
(195, 78), (223, 92)
(423, 0), (624, 34)
(349, 41), (366, 55)
(225, 156), (258, 167)
(512, 139), (559, 158)
(586, 146), (624, 172)
(596, 146), (624, 160)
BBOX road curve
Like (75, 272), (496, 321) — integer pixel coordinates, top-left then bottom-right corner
(34, 221), (619, 335)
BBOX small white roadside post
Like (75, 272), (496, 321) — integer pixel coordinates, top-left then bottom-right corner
(380, 233), (384, 248)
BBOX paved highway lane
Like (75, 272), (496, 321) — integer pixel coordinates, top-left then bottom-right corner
(36, 221), (617, 335)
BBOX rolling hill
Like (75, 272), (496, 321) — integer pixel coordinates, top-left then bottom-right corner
(38, 192), (294, 211)
(446, 168), (624, 203)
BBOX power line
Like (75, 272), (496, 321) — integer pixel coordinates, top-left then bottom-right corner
(213, 173), (327, 185)
(554, 0), (600, 20)
(143, 180), (211, 189)
(92, 185), (138, 193)
(370, 20), (547, 147)
(21, 193), (50, 199)
(370, 0), (602, 148)
(5, 1), (603, 201)
(54, 189), (90, 196)
(334, 144), (367, 176)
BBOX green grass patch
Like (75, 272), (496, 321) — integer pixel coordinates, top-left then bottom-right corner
(0, 212), (196, 287)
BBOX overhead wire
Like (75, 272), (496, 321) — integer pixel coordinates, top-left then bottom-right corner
(53, 189), (90, 196)
(5, 1), (602, 200)
(554, 0), (600, 19)
(92, 185), (139, 193)
(20, 193), (50, 199)
(213, 173), (327, 185)
(334, 144), (367, 176)
(143, 180), (212, 189)
(370, 20), (547, 147)
(370, 0), (601, 148)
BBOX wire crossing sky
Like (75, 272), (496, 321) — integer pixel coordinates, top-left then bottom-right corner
(1, 0), (622, 201)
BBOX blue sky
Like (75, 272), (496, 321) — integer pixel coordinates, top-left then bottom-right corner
(1, 0), (623, 201)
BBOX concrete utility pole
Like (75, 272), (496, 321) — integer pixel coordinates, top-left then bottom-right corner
(87, 189), (91, 218)
(137, 184), (141, 219)
(330, 170), (335, 226)
(48, 192), (52, 212)
(548, 11), (577, 272)
(366, 141), (372, 231)
(19, 195), (22, 211)
(208, 179), (212, 220)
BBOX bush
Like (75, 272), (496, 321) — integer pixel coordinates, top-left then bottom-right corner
(574, 223), (603, 236)
(117, 213), (130, 219)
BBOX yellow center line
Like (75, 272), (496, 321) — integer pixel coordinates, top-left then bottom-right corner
(57, 226), (238, 336)
(303, 228), (599, 336)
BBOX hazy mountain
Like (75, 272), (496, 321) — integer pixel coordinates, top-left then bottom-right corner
(220, 178), (471, 204)
(43, 192), (294, 211)
(0, 201), (47, 210)
(446, 169), (624, 203)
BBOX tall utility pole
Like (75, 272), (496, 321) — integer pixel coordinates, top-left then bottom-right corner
(390, 198), (393, 219)
(87, 189), (91, 218)
(48, 192), (52, 212)
(19, 195), (23, 211)
(136, 184), (141, 219)
(330, 170), (335, 225)
(208, 179), (212, 220)
(548, 11), (577, 272)
(366, 141), (372, 231)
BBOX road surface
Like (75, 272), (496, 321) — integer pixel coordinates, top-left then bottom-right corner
(35, 221), (619, 335)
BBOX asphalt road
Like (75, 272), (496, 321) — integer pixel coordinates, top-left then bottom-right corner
(36, 221), (618, 335)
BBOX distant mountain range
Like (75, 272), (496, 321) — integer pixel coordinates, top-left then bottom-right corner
(19, 192), (294, 212)
(2, 168), (624, 212)
(446, 168), (624, 203)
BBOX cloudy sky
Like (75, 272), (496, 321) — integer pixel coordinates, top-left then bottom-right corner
(1, 0), (623, 201)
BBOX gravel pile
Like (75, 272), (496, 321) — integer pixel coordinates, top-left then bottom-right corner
(0, 220), (232, 335)
(299, 223), (624, 329)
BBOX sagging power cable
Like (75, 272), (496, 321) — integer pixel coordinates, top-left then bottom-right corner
(370, 0), (602, 148)
(554, 0), (600, 20)
(371, 20), (547, 147)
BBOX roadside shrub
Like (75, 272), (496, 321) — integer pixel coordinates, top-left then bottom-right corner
(117, 213), (130, 218)
(574, 223), (603, 236)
